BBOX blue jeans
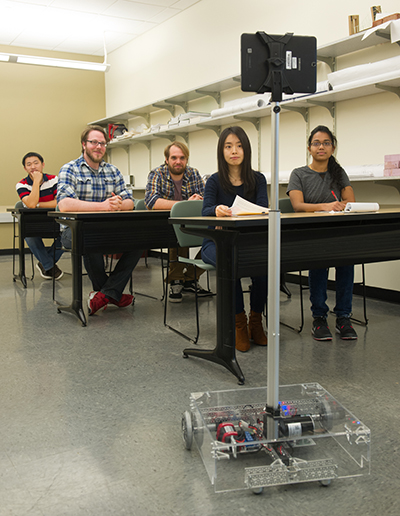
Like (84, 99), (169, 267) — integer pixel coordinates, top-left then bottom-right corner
(61, 228), (143, 302)
(201, 241), (267, 314)
(308, 266), (354, 319)
(25, 236), (64, 271)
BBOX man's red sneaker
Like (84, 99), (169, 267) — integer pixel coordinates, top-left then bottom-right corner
(88, 291), (109, 315)
(108, 294), (134, 308)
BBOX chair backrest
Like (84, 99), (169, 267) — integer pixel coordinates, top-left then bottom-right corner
(170, 200), (204, 248)
(279, 197), (294, 213)
(135, 198), (146, 210)
(15, 201), (24, 209)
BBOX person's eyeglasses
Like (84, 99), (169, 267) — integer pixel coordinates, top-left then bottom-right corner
(310, 141), (332, 148)
(86, 140), (107, 148)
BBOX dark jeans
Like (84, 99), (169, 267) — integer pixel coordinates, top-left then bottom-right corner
(61, 228), (143, 302)
(308, 265), (354, 319)
(201, 241), (266, 315)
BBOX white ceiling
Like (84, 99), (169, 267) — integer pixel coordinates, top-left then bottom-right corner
(0, 0), (203, 57)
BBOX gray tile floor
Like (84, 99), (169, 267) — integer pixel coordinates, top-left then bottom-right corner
(1, 254), (399, 515)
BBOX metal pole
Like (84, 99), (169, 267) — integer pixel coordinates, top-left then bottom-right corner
(266, 102), (281, 439)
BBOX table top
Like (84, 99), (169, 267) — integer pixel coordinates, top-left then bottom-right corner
(48, 209), (170, 221)
(170, 205), (400, 228)
(7, 207), (55, 213)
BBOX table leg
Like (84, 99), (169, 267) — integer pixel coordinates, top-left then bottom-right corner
(55, 220), (87, 326)
(183, 230), (245, 384)
(18, 221), (27, 288)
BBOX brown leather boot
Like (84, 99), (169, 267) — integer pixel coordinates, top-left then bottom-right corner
(235, 311), (250, 352)
(248, 310), (267, 346)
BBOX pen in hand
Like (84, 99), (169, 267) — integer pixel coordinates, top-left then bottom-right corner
(331, 190), (339, 201)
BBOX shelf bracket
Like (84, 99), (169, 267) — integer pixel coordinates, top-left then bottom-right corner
(129, 111), (150, 124)
(152, 103), (175, 116)
(375, 83), (400, 100)
(151, 134), (175, 142)
(164, 99), (189, 112)
(306, 100), (335, 118)
(234, 116), (260, 130)
(375, 30), (391, 41)
(195, 89), (221, 106)
(178, 133), (189, 144)
(281, 105), (309, 122)
(197, 124), (221, 137)
(317, 55), (336, 72)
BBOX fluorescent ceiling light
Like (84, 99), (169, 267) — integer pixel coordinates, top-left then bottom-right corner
(0, 52), (109, 72)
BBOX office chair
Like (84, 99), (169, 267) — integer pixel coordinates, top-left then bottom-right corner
(279, 197), (368, 332)
(164, 200), (215, 344)
(279, 198), (307, 332)
(12, 201), (35, 282)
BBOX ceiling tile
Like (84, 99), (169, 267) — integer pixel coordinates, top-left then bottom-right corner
(99, 15), (156, 35)
(104, 1), (165, 21)
(150, 7), (180, 24)
(170, 0), (201, 9)
(1, 0), (206, 56)
(50, 0), (115, 14)
(124, 0), (177, 6)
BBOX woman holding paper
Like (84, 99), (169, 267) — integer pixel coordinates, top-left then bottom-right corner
(287, 125), (358, 341)
(201, 126), (268, 352)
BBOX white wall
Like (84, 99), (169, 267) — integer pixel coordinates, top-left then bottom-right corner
(104, 0), (400, 292)
(106, 0), (400, 114)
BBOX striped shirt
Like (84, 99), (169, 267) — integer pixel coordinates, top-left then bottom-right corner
(57, 155), (133, 204)
(145, 163), (204, 209)
(16, 173), (58, 203)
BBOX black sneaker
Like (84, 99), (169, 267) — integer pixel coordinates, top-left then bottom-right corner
(182, 280), (213, 297)
(52, 264), (64, 280)
(36, 262), (52, 280)
(169, 280), (183, 303)
(312, 317), (332, 341)
(336, 317), (358, 340)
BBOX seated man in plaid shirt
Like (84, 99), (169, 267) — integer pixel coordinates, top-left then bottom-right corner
(57, 125), (143, 316)
(145, 142), (211, 302)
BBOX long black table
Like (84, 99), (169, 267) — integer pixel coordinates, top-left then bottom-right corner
(9, 207), (59, 287)
(170, 206), (400, 383)
(48, 210), (175, 326)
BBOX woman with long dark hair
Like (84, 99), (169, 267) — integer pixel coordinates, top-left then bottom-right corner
(201, 126), (268, 352)
(287, 125), (358, 341)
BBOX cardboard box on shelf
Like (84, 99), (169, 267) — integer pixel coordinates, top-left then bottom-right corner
(383, 154), (400, 177)
(372, 13), (400, 26)
(384, 168), (400, 177)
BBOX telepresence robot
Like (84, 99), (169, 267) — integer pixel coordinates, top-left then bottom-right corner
(182, 33), (371, 494)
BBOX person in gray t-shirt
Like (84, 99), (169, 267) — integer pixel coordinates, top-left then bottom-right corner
(286, 125), (358, 342)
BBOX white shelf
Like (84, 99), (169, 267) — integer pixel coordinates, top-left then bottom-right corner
(317, 26), (392, 61)
(105, 66), (400, 150)
(91, 75), (241, 127)
(98, 30), (400, 187)
(96, 27), (397, 131)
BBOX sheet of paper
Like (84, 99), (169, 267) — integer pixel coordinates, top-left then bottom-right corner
(230, 195), (269, 216)
(314, 210), (345, 214)
(344, 202), (380, 212)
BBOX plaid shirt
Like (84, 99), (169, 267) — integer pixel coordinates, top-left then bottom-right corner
(145, 163), (204, 209)
(57, 155), (133, 204)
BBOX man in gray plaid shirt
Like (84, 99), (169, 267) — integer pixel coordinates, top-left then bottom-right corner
(57, 125), (143, 316)
(145, 142), (211, 303)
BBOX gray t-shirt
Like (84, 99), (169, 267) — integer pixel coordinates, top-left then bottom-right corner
(286, 165), (351, 204)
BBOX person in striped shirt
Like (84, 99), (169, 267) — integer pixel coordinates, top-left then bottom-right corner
(16, 152), (64, 280)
